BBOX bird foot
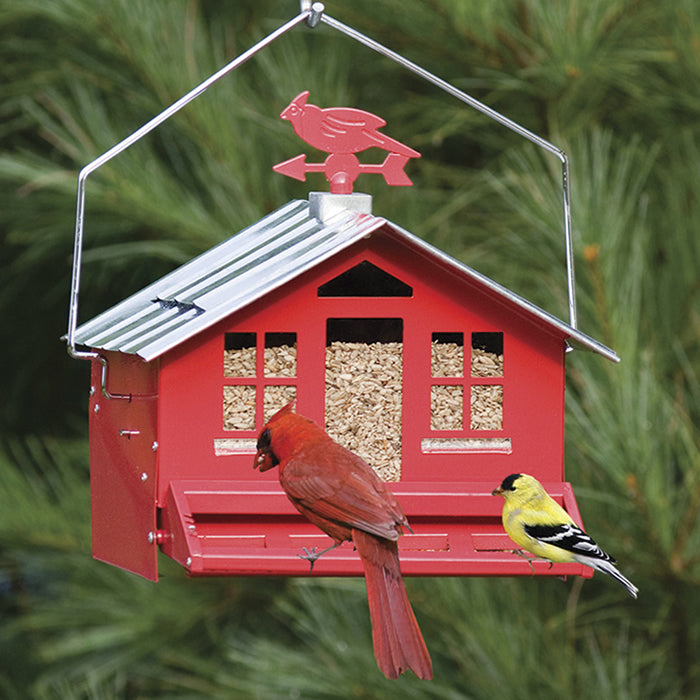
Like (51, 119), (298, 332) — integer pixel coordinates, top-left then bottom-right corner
(298, 547), (321, 572)
(297, 543), (342, 573)
(511, 549), (553, 573)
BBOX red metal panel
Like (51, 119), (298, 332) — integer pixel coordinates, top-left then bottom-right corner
(89, 353), (159, 580)
(158, 480), (592, 578)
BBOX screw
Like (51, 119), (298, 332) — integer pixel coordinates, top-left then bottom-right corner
(185, 557), (192, 568)
(151, 441), (158, 451)
(141, 472), (148, 482)
(93, 404), (100, 413)
(148, 530), (165, 544)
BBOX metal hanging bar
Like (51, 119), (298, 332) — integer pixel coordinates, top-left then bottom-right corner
(67, 1), (580, 381)
(317, 8), (578, 329)
(66, 8), (314, 364)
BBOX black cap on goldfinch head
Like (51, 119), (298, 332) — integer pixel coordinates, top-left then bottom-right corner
(492, 473), (523, 496)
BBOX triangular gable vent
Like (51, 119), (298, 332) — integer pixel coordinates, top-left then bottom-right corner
(317, 260), (412, 297)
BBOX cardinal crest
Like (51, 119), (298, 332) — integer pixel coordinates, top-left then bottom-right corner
(273, 91), (420, 194)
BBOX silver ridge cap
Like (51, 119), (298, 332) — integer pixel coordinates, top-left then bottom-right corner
(309, 192), (372, 223)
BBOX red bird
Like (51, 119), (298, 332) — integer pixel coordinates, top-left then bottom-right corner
(280, 90), (420, 158)
(254, 403), (432, 681)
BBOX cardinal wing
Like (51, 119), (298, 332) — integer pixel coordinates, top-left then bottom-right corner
(281, 448), (403, 541)
(320, 108), (385, 138)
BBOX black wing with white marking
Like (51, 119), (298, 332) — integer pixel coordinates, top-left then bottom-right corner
(525, 523), (616, 563)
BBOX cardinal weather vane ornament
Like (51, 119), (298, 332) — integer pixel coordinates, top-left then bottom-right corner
(273, 90), (420, 193)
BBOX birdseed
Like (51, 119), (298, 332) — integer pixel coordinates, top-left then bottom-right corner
(223, 385), (256, 430)
(264, 344), (297, 377)
(431, 385), (463, 430)
(224, 347), (256, 377)
(470, 384), (503, 430)
(431, 340), (463, 377)
(264, 385), (297, 421)
(325, 341), (403, 482)
(471, 346), (503, 377)
(222, 340), (504, 459)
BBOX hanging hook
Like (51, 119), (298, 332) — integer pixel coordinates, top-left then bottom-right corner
(302, 2), (325, 28)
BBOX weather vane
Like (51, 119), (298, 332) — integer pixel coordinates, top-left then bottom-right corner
(273, 90), (420, 193)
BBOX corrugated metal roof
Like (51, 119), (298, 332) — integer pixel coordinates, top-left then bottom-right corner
(73, 197), (618, 363)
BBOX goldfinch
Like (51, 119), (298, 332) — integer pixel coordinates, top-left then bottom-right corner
(492, 473), (638, 598)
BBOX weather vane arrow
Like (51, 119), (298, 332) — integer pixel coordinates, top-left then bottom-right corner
(273, 90), (420, 194)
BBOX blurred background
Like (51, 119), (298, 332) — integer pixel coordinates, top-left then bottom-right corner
(1, 0), (698, 697)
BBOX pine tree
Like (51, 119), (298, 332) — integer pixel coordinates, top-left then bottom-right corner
(1, 1), (698, 696)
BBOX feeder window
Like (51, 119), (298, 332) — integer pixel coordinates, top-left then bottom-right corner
(317, 260), (412, 297)
(325, 318), (403, 482)
(431, 385), (463, 429)
(470, 332), (503, 430)
(264, 385), (297, 421)
(430, 332), (464, 430)
(470, 385), (503, 430)
(223, 332), (297, 432)
(426, 330), (507, 448)
(431, 332), (464, 377)
(223, 385), (256, 430)
(264, 332), (297, 377)
(471, 332), (503, 377)
(224, 332), (257, 377)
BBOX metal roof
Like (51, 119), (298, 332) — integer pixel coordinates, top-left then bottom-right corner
(73, 197), (619, 363)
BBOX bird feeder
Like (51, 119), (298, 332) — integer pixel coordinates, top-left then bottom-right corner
(66, 3), (618, 582)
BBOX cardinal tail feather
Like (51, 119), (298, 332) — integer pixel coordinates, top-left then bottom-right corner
(352, 529), (432, 680)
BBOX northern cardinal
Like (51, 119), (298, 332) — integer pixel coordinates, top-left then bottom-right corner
(254, 402), (432, 680)
(280, 90), (421, 158)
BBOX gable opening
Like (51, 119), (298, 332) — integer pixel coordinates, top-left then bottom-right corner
(317, 260), (412, 297)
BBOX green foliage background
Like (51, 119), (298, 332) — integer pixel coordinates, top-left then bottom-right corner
(1, 0), (698, 697)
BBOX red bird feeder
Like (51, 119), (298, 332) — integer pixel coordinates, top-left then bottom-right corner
(66, 4), (618, 582)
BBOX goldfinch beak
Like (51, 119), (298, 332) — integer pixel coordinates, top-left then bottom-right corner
(492, 486), (505, 496)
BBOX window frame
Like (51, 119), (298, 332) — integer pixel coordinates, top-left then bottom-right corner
(221, 331), (298, 437)
(426, 330), (508, 453)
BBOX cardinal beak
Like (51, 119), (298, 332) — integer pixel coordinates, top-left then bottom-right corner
(280, 91), (308, 121)
(492, 486), (505, 496)
(254, 449), (268, 471)
(254, 448), (277, 472)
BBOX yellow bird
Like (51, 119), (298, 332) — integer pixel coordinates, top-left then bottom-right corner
(493, 473), (638, 598)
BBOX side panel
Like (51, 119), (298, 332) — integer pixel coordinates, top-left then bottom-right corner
(89, 353), (159, 580)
